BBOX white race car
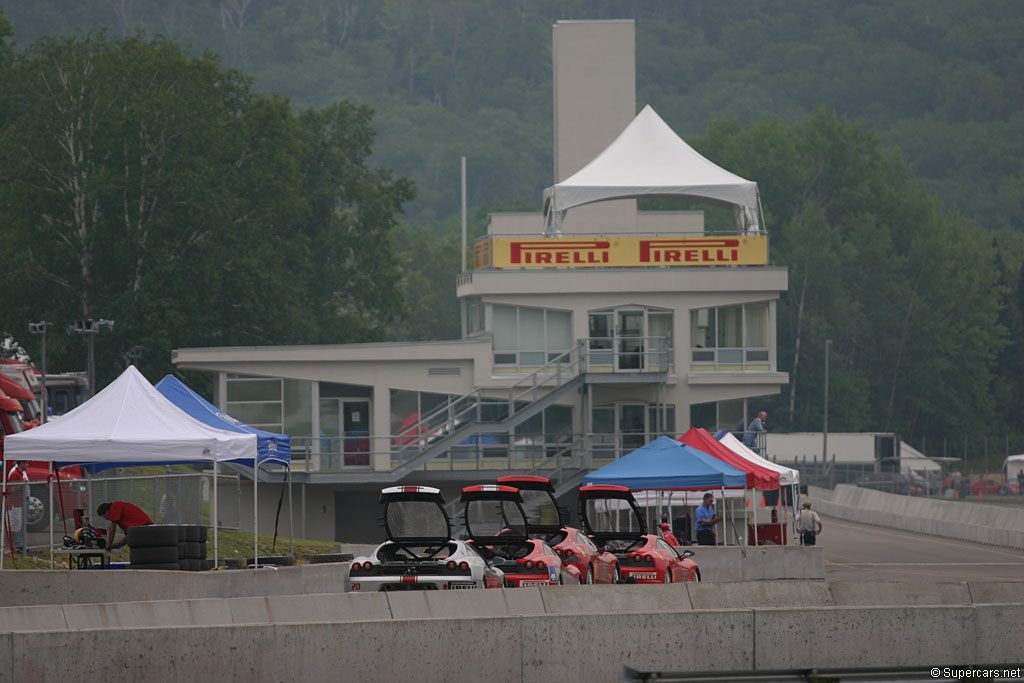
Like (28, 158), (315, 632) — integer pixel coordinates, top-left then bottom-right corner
(344, 485), (504, 592)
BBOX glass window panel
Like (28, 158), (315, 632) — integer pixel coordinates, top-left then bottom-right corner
(283, 379), (312, 437)
(592, 406), (615, 433)
(718, 307), (742, 348)
(589, 313), (611, 341)
(226, 402), (281, 426)
(744, 302), (769, 347)
(519, 307), (544, 349)
(519, 351), (544, 366)
(546, 310), (572, 351)
(493, 353), (517, 365)
(718, 399), (745, 433)
(319, 399), (340, 438)
(690, 309), (714, 348)
(649, 313), (673, 345)
(390, 389), (418, 433)
(690, 402), (717, 432)
(746, 350), (769, 361)
(492, 305), (517, 351)
(647, 404), (675, 436)
(226, 378), (281, 402)
(419, 392), (449, 414)
(516, 413), (543, 437)
(692, 350), (715, 361)
(545, 404), (573, 440)
(718, 349), (743, 363)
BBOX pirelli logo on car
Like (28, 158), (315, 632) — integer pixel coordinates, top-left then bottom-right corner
(482, 235), (767, 269)
(630, 572), (658, 580)
(519, 580), (555, 587)
(448, 583), (479, 589)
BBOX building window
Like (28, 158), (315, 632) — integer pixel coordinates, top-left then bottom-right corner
(464, 296), (485, 337)
(492, 305), (572, 372)
(690, 302), (771, 371)
(587, 306), (673, 373)
(225, 373), (283, 432)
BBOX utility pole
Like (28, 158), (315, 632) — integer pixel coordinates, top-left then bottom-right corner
(28, 322), (51, 423)
(68, 319), (115, 396)
(823, 339), (832, 463)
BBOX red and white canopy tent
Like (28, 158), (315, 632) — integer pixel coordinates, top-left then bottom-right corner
(679, 428), (782, 545)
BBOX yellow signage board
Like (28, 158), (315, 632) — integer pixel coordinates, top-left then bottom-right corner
(479, 235), (767, 268)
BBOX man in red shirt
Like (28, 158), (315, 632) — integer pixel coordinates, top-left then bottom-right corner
(96, 501), (153, 550)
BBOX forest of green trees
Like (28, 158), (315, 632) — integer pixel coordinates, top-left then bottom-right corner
(1, 1), (1023, 457)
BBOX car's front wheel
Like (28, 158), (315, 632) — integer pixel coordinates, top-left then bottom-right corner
(26, 486), (48, 532)
(663, 569), (672, 584)
(585, 565), (594, 585)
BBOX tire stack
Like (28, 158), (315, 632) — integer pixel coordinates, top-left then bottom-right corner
(177, 524), (209, 571)
(127, 524), (180, 570)
(128, 524), (210, 571)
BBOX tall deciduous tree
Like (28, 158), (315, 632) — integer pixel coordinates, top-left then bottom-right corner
(0, 31), (412, 384)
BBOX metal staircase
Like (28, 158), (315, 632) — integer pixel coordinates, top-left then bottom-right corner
(389, 343), (587, 481)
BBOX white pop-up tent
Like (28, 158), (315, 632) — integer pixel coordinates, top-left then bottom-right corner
(717, 431), (799, 487)
(1, 365), (257, 568)
(542, 104), (762, 234)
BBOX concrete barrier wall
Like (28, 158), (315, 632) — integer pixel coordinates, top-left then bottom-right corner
(4, 579), (1021, 635)
(0, 546), (824, 608)
(4, 602), (1023, 683)
(809, 484), (1024, 550)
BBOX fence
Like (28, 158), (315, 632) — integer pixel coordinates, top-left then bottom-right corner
(2, 472), (243, 544)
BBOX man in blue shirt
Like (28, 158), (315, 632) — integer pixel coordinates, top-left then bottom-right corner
(694, 493), (721, 546)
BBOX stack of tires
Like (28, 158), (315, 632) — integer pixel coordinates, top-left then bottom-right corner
(127, 524), (210, 571)
(177, 524), (209, 571)
(127, 524), (180, 570)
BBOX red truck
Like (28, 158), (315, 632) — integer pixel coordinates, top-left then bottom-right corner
(1, 389), (87, 532)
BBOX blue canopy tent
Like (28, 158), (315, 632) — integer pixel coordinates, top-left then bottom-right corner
(583, 436), (746, 490)
(583, 435), (748, 545)
(155, 375), (293, 565)
(155, 375), (290, 465)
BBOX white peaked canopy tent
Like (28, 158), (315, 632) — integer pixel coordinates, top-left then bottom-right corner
(717, 432), (799, 487)
(543, 104), (762, 234)
(1, 366), (257, 568)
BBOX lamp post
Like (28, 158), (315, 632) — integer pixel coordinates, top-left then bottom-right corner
(28, 322), (51, 423)
(823, 339), (832, 465)
(68, 319), (115, 396)
(123, 345), (143, 367)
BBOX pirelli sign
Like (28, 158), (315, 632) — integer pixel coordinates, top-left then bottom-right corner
(475, 235), (767, 269)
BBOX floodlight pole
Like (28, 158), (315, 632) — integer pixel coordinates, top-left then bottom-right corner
(68, 319), (115, 396)
(823, 339), (832, 464)
(28, 322), (51, 423)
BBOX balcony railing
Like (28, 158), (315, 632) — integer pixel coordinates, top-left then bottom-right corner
(584, 336), (673, 373)
(689, 347), (771, 372)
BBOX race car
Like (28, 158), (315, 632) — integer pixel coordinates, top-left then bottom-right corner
(344, 485), (504, 592)
(577, 485), (700, 583)
(460, 484), (582, 587)
(497, 475), (619, 584)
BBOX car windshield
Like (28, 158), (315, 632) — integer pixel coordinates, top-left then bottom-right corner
(517, 489), (560, 528)
(465, 499), (528, 538)
(582, 497), (643, 535)
(386, 500), (448, 540)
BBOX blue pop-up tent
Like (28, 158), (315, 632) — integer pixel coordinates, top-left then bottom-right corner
(155, 375), (290, 465)
(155, 374), (292, 565)
(583, 435), (747, 490)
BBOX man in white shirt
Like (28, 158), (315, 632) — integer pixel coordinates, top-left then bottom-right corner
(6, 461), (30, 552)
(797, 500), (822, 546)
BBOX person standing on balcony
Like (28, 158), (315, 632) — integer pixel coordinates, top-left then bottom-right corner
(744, 411), (767, 455)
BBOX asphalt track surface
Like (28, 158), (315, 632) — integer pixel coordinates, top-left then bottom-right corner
(820, 514), (1024, 582)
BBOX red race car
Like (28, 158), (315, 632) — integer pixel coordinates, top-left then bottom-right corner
(460, 484), (582, 587)
(577, 485), (700, 583)
(498, 475), (619, 584)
